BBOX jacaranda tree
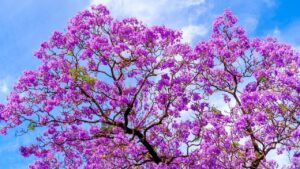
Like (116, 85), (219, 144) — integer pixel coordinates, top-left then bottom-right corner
(0, 4), (299, 169)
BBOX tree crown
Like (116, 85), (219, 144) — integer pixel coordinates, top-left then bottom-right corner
(0, 4), (299, 169)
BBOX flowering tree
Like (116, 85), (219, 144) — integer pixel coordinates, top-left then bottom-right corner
(192, 11), (300, 169)
(0, 4), (299, 169)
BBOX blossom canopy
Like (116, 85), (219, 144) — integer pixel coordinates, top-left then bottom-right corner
(0, 4), (299, 169)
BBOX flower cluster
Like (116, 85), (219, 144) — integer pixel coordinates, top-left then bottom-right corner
(0, 5), (299, 169)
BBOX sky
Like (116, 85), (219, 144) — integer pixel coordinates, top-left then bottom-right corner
(0, 0), (300, 168)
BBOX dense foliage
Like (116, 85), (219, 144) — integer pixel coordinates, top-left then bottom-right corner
(0, 4), (299, 169)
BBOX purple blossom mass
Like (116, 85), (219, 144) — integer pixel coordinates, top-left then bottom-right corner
(0, 4), (299, 169)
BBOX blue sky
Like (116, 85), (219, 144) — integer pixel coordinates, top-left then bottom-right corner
(0, 0), (299, 168)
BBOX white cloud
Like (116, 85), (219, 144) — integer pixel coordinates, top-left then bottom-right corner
(272, 27), (281, 37)
(269, 26), (300, 52)
(0, 80), (9, 95)
(90, 0), (206, 25)
(181, 25), (208, 43)
(89, 0), (208, 44)
(0, 84), (8, 94)
(244, 17), (259, 32)
(0, 77), (12, 102)
(180, 0), (206, 7)
(90, 0), (165, 24)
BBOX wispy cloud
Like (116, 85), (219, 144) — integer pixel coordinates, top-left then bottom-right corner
(90, 0), (206, 25)
(0, 77), (13, 102)
(0, 79), (10, 95)
(89, 0), (209, 44)
(272, 27), (281, 37)
(268, 22), (300, 52)
(243, 17), (259, 33)
(181, 25), (208, 43)
(88, 0), (279, 44)
(0, 82), (8, 95)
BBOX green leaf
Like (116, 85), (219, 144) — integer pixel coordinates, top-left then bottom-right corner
(81, 75), (88, 81)
(28, 122), (35, 131)
(69, 68), (78, 79)
(67, 51), (73, 56)
(212, 107), (221, 115)
(233, 141), (239, 147)
(69, 66), (96, 84)
(258, 75), (266, 82)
